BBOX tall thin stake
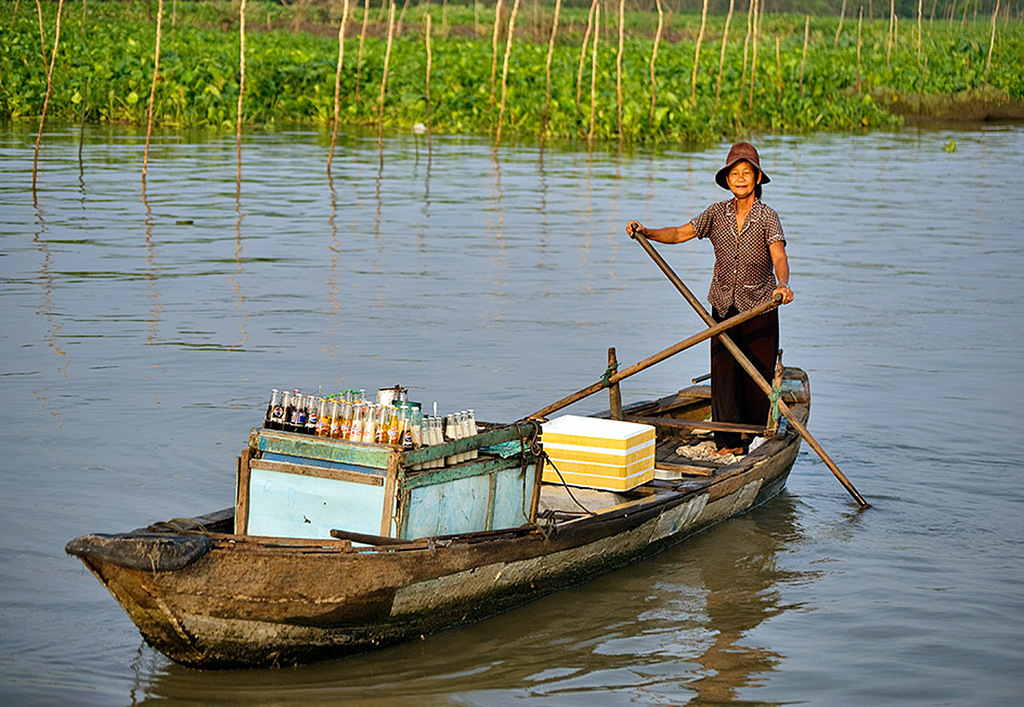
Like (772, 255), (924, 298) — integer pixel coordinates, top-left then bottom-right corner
(490, 0), (505, 104)
(236, 0), (247, 190)
(35, 0), (47, 63)
(397, 0), (410, 36)
(588, 2), (600, 141)
(798, 14), (809, 95)
(142, 0), (164, 184)
(691, 0), (710, 100)
(741, 0), (755, 89)
(615, 0), (625, 136)
(917, 0), (923, 58)
(378, 2), (396, 122)
(576, 0), (597, 106)
(425, 12), (433, 121)
(715, 0), (735, 102)
(985, 0), (1001, 76)
(31, 0), (64, 200)
(747, 0), (759, 109)
(650, 0), (664, 121)
(856, 5), (863, 92)
(355, 0), (370, 102)
(774, 34), (782, 96)
(543, 0), (562, 128)
(328, 0), (351, 177)
(886, 0), (895, 64)
(495, 0), (521, 143)
(835, 0), (847, 46)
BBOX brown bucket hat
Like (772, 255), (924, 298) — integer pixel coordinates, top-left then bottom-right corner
(715, 142), (771, 190)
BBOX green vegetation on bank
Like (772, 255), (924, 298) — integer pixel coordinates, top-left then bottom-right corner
(2, 1), (1021, 143)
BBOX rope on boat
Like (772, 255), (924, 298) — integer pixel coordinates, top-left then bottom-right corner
(514, 419), (596, 533)
(768, 384), (782, 426)
(600, 360), (618, 388)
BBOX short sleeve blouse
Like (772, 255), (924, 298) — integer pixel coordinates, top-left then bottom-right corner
(689, 198), (786, 314)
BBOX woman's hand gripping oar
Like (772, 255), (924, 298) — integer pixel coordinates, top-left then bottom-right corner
(628, 225), (870, 509)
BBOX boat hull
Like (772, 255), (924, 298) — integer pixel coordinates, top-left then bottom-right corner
(70, 432), (800, 668)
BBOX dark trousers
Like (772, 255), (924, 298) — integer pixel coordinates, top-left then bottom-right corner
(710, 306), (779, 450)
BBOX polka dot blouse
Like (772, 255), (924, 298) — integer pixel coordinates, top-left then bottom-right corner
(689, 198), (786, 315)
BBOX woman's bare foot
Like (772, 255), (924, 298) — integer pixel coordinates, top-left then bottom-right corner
(713, 446), (746, 456)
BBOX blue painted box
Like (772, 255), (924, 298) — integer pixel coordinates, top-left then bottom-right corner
(236, 424), (540, 541)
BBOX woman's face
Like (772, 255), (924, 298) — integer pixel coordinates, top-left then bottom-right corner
(727, 161), (761, 199)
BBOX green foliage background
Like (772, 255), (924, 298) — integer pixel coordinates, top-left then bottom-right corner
(1, 1), (1021, 143)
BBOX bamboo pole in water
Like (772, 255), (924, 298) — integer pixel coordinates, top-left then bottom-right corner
(747, 0), (759, 109)
(425, 12), (433, 121)
(588, 2), (600, 141)
(799, 14), (809, 95)
(142, 0), (164, 184)
(856, 5), (863, 92)
(35, 0), (47, 63)
(774, 34), (782, 95)
(355, 0), (369, 102)
(834, 0), (847, 45)
(741, 0), (754, 90)
(649, 0), (664, 122)
(615, 0), (624, 137)
(917, 0), (923, 58)
(397, 0), (410, 36)
(985, 0), (1001, 76)
(543, 0), (561, 129)
(328, 0), (351, 176)
(691, 0), (709, 99)
(490, 0), (505, 104)
(378, 2), (396, 122)
(496, 0), (521, 143)
(31, 0), (65, 200)
(236, 0), (247, 188)
(576, 0), (596, 106)
(715, 0), (734, 102)
(495, 0), (520, 141)
(886, 0), (895, 64)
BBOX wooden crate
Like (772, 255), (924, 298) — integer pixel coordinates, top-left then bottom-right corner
(236, 424), (540, 541)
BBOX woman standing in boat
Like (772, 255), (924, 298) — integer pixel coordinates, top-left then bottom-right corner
(626, 142), (793, 456)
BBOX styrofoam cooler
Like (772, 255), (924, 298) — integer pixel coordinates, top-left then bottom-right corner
(540, 415), (656, 492)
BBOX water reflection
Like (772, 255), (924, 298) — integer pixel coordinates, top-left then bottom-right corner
(31, 199), (68, 427)
(141, 181), (162, 347)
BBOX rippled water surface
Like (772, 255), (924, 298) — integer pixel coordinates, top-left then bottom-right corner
(2, 124), (1022, 705)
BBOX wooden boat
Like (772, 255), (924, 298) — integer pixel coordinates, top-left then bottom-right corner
(66, 367), (809, 669)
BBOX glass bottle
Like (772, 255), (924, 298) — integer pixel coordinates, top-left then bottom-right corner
(349, 403), (364, 442)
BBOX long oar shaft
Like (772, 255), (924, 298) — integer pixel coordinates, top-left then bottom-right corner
(633, 232), (870, 508)
(529, 296), (781, 420)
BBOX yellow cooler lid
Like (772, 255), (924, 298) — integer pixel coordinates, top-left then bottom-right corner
(540, 415), (655, 450)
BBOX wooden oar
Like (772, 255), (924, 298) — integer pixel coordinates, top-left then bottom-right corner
(632, 231), (870, 509)
(528, 295), (781, 420)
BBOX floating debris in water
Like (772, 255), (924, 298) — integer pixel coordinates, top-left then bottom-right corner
(944, 140), (957, 153)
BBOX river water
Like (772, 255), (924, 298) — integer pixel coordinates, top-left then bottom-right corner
(2, 123), (1022, 705)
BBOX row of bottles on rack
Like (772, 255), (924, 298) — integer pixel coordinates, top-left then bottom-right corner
(262, 388), (479, 463)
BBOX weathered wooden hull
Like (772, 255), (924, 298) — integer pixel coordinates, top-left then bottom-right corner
(67, 379), (808, 669)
